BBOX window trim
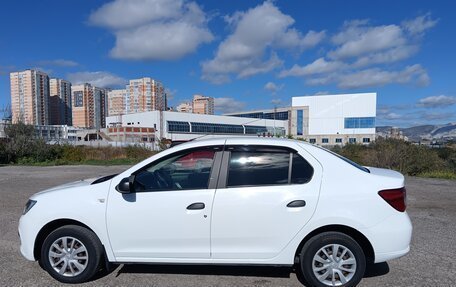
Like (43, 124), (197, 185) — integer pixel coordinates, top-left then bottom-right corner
(217, 145), (314, 189)
(129, 145), (224, 193)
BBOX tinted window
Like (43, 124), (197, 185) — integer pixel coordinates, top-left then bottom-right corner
(315, 146), (370, 173)
(227, 151), (290, 187)
(134, 148), (215, 191)
(291, 154), (314, 184)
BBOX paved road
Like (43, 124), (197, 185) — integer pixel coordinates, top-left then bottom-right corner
(0, 165), (455, 286)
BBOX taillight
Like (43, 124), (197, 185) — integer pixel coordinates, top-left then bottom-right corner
(378, 187), (406, 212)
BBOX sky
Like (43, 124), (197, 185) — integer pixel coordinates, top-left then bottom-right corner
(0, 0), (455, 127)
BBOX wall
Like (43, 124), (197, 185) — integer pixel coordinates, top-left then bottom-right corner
(292, 93), (376, 136)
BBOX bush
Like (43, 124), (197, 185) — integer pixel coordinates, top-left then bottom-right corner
(0, 123), (157, 165)
(125, 145), (155, 160)
(331, 138), (455, 177)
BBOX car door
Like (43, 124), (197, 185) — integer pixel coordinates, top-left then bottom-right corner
(210, 142), (322, 260)
(106, 145), (223, 261)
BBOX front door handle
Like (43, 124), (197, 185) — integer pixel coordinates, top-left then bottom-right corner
(287, 200), (306, 208)
(187, 202), (205, 210)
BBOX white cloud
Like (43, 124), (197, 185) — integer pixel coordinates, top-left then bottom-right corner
(201, 1), (324, 83)
(303, 64), (429, 89)
(279, 58), (347, 77)
(270, 98), (282, 106)
(67, 71), (127, 88)
(264, 81), (283, 93)
(279, 14), (436, 89)
(327, 15), (436, 64)
(329, 21), (406, 60)
(352, 45), (419, 68)
(336, 64), (429, 89)
(417, 95), (456, 108)
(402, 13), (439, 36)
(88, 0), (182, 29)
(214, 97), (246, 114)
(89, 0), (213, 60)
(37, 59), (79, 67)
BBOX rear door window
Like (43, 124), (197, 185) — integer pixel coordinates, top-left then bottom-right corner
(225, 145), (314, 188)
(291, 153), (314, 184)
(227, 151), (290, 187)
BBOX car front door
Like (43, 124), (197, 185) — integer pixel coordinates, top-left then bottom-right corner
(210, 142), (322, 260)
(107, 145), (223, 261)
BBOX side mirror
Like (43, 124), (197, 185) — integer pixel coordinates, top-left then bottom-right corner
(116, 175), (135, 194)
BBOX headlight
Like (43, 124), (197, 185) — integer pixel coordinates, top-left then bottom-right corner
(23, 200), (37, 215)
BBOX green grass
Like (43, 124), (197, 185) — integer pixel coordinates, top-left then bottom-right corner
(417, 170), (456, 180)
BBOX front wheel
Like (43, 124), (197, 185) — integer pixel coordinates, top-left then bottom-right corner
(40, 225), (104, 283)
(299, 232), (366, 287)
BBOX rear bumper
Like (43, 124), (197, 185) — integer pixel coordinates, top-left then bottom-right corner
(362, 211), (412, 263)
(374, 246), (410, 263)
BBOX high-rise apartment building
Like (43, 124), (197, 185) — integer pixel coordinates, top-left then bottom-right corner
(72, 84), (107, 129)
(126, 77), (166, 114)
(176, 102), (193, 113)
(10, 69), (50, 125)
(49, 78), (72, 125)
(192, 94), (214, 115)
(107, 89), (127, 116)
(93, 87), (108, 129)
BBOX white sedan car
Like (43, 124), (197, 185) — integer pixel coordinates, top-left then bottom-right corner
(19, 138), (412, 286)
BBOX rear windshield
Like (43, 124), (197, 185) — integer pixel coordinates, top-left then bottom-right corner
(314, 145), (370, 173)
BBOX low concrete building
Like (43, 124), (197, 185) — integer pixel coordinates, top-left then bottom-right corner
(106, 110), (288, 142)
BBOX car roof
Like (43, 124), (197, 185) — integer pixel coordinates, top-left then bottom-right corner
(179, 137), (312, 148)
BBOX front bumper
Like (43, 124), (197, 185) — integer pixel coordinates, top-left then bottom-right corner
(18, 215), (38, 261)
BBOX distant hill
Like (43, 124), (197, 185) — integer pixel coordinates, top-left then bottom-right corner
(377, 123), (456, 142)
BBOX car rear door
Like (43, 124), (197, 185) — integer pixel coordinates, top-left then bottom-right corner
(210, 141), (322, 260)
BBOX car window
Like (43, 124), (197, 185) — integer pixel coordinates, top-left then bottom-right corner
(134, 148), (216, 192)
(291, 153), (314, 184)
(314, 145), (370, 173)
(227, 151), (290, 187)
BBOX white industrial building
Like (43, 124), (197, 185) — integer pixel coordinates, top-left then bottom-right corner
(105, 111), (288, 142)
(227, 93), (377, 145)
(291, 93), (376, 145)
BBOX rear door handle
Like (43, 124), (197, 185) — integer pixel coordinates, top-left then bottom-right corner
(187, 202), (205, 210)
(287, 200), (306, 208)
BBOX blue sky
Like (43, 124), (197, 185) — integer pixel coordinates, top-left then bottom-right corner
(1, 0), (455, 127)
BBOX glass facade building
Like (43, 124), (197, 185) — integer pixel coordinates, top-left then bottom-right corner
(297, 110), (303, 136)
(230, 111), (289, 120)
(167, 121), (190, 133)
(344, 117), (375, 129)
(167, 121), (283, 135)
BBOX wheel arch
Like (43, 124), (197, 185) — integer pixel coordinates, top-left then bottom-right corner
(33, 218), (101, 261)
(294, 224), (375, 264)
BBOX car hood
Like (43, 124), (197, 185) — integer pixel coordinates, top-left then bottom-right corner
(33, 177), (98, 197)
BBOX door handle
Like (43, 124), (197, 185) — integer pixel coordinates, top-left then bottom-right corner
(187, 202), (205, 210)
(287, 200), (306, 208)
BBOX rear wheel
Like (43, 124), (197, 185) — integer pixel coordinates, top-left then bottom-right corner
(40, 225), (103, 283)
(299, 232), (366, 287)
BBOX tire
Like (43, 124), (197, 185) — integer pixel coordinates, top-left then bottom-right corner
(40, 225), (104, 284)
(299, 232), (366, 287)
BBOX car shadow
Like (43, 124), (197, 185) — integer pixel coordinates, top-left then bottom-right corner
(114, 262), (389, 281)
(116, 264), (294, 278)
(364, 262), (390, 278)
